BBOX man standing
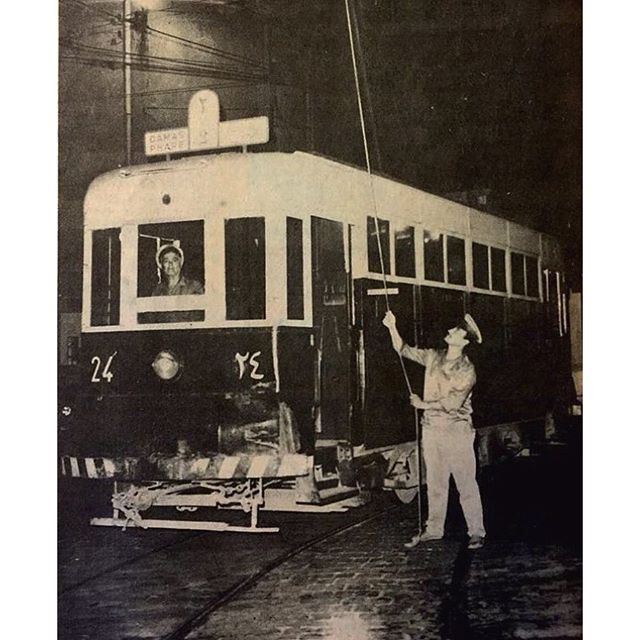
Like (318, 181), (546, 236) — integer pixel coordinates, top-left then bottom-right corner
(382, 310), (486, 550)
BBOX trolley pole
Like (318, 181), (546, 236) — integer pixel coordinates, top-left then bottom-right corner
(123, 0), (133, 166)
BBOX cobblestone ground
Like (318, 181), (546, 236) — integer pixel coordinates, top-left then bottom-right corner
(187, 508), (581, 640)
(58, 485), (398, 640)
(59, 438), (582, 639)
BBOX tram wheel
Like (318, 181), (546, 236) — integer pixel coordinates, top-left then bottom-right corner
(394, 487), (418, 504)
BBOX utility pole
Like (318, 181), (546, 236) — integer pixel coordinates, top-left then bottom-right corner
(123, 0), (133, 165)
(263, 21), (275, 148)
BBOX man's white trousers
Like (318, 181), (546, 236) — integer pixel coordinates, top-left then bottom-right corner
(421, 419), (486, 538)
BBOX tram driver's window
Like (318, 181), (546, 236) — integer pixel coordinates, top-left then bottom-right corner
(137, 220), (205, 298)
(91, 228), (121, 326)
(225, 217), (266, 320)
(367, 216), (390, 274)
(287, 217), (304, 320)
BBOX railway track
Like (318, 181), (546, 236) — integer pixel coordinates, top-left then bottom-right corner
(58, 530), (207, 596)
(59, 496), (402, 640)
(163, 503), (402, 640)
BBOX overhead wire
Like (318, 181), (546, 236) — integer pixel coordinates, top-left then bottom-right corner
(61, 54), (264, 80)
(62, 0), (121, 22)
(144, 25), (266, 70)
(61, 0), (265, 72)
(60, 37), (258, 75)
(60, 38), (267, 82)
(128, 82), (263, 97)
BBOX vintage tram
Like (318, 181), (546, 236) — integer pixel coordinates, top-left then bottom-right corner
(59, 107), (571, 532)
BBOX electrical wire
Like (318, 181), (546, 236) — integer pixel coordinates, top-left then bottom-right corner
(62, 0), (120, 22)
(128, 82), (263, 97)
(144, 25), (266, 70)
(61, 0), (265, 72)
(60, 37), (260, 76)
(60, 38), (267, 82)
(144, 28), (259, 72)
(60, 37), (265, 78)
(61, 54), (264, 80)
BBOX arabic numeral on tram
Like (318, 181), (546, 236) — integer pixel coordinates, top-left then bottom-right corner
(90, 352), (117, 383)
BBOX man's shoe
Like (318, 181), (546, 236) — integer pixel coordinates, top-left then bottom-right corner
(468, 535), (485, 550)
(404, 531), (443, 548)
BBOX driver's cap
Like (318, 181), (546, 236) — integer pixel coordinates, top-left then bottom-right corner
(156, 243), (183, 269)
(462, 313), (483, 344)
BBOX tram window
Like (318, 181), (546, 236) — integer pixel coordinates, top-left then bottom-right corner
(91, 228), (121, 326)
(423, 231), (444, 282)
(287, 217), (304, 320)
(367, 216), (390, 274)
(472, 242), (489, 289)
(137, 220), (204, 298)
(491, 247), (506, 292)
(511, 252), (525, 295)
(225, 217), (266, 320)
(395, 225), (415, 278)
(526, 255), (539, 298)
(447, 236), (466, 285)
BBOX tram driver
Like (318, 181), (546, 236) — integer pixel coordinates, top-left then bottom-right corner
(382, 310), (486, 550)
(153, 244), (204, 297)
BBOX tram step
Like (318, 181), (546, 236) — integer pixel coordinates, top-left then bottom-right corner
(315, 476), (340, 491)
(263, 488), (357, 513)
(314, 486), (359, 506)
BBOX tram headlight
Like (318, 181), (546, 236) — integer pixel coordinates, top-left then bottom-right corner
(152, 350), (182, 381)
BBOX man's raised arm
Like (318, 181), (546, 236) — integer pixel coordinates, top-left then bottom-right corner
(382, 310), (404, 352)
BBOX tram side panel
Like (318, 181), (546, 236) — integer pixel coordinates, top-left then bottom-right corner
(354, 279), (423, 450)
(275, 326), (316, 455)
(467, 291), (571, 465)
(506, 298), (550, 420)
(466, 294), (548, 426)
(419, 286), (466, 346)
(466, 292), (510, 427)
(352, 278), (563, 445)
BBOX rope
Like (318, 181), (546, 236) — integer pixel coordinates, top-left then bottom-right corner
(344, 0), (424, 534)
(344, 0), (412, 392)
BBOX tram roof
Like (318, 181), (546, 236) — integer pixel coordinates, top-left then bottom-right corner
(84, 150), (560, 258)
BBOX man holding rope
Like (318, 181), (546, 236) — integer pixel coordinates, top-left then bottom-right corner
(382, 310), (486, 550)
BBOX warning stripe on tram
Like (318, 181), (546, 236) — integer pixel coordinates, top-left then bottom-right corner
(59, 453), (310, 480)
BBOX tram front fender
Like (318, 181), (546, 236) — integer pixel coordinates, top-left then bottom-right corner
(60, 452), (311, 481)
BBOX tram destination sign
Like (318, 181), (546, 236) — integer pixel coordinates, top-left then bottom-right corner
(145, 128), (189, 156)
(145, 90), (269, 157)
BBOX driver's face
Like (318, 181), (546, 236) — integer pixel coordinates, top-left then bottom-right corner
(161, 251), (182, 276)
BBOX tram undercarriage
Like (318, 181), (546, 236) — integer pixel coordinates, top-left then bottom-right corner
(61, 440), (366, 533)
(62, 413), (551, 533)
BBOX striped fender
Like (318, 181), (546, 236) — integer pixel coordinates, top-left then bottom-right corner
(60, 456), (140, 479)
(60, 453), (311, 481)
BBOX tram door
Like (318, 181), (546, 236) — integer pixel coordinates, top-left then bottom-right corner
(311, 217), (351, 441)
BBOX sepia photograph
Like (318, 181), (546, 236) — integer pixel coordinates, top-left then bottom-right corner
(54, 1), (584, 638)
